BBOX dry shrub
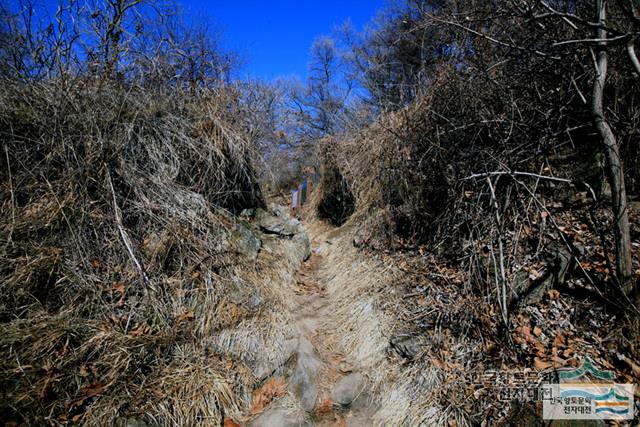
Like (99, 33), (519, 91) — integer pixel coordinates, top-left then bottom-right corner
(318, 62), (636, 305)
(0, 78), (288, 425)
(315, 138), (355, 226)
(323, 67), (469, 248)
(310, 56), (640, 426)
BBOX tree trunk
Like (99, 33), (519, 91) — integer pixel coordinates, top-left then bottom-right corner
(593, 0), (634, 295)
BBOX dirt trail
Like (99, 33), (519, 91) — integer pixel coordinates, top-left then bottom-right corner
(291, 243), (373, 426)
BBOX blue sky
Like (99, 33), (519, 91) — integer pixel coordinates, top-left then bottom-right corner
(182, 1), (387, 80)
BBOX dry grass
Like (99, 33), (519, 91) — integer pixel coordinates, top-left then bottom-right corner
(306, 209), (639, 425)
(0, 79), (304, 425)
(305, 219), (509, 426)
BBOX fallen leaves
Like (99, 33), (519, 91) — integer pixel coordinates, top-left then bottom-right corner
(128, 323), (150, 337)
(249, 377), (287, 415)
(314, 398), (334, 416)
(553, 333), (566, 348)
(619, 355), (640, 377)
(65, 382), (103, 412)
(176, 310), (195, 322)
(431, 357), (446, 370)
(534, 357), (564, 371)
(111, 281), (126, 294)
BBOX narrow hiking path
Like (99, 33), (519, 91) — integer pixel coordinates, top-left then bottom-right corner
(247, 221), (376, 427)
(291, 240), (372, 427)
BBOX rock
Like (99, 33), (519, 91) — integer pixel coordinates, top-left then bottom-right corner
(268, 203), (290, 219)
(293, 232), (311, 262)
(289, 337), (322, 412)
(247, 293), (263, 310)
(233, 222), (262, 261)
(523, 244), (572, 306)
(282, 219), (305, 236)
(260, 216), (303, 236)
(389, 334), (422, 360)
(255, 208), (310, 261)
(353, 234), (365, 248)
(171, 189), (208, 220)
(249, 407), (308, 427)
(331, 373), (364, 406)
(512, 243), (574, 307)
(240, 208), (256, 218)
(253, 335), (299, 381)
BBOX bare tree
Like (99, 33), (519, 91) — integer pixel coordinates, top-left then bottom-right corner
(86, 0), (143, 79)
(0, 0), (81, 78)
(423, 0), (638, 298)
(592, 0), (633, 294)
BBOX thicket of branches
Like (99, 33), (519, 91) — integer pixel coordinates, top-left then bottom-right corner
(310, 0), (639, 309)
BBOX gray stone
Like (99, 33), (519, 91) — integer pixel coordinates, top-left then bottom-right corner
(233, 222), (262, 261)
(247, 293), (264, 310)
(260, 216), (303, 237)
(353, 234), (365, 248)
(268, 202), (290, 219)
(249, 407), (308, 427)
(293, 232), (311, 262)
(289, 337), (322, 412)
(509, 243), (574, 307)
(331, 373), (364, 406)
(253, 335), (299, 381)
(389, 334), (422, 360)
(522, 243), (573, 306)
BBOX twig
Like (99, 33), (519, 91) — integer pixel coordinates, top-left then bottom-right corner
(106, 167), (153, 295)
(627, 38), (640, 77)
(463, 170), (597, 203)
(427, 14), (561, 59)
(552, 34), (632, 46)
(486, 177), (509, 328)
(3, 141), (16, 250)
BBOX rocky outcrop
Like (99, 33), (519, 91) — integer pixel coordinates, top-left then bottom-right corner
(255, 207), (311, 261)
(233, 222), (262, 261)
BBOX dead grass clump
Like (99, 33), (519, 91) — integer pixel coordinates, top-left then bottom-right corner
(0, 78), (293, 425)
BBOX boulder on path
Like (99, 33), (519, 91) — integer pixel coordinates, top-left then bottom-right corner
(255, 206), (311, 261)
(289, 337), (322, 412)
(331, 373), (365, 406)
(294, 232), (312, 262)
(268, 202), (290, 219)
(259, 215), (304, 236)
(249, 407), (309, 427)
